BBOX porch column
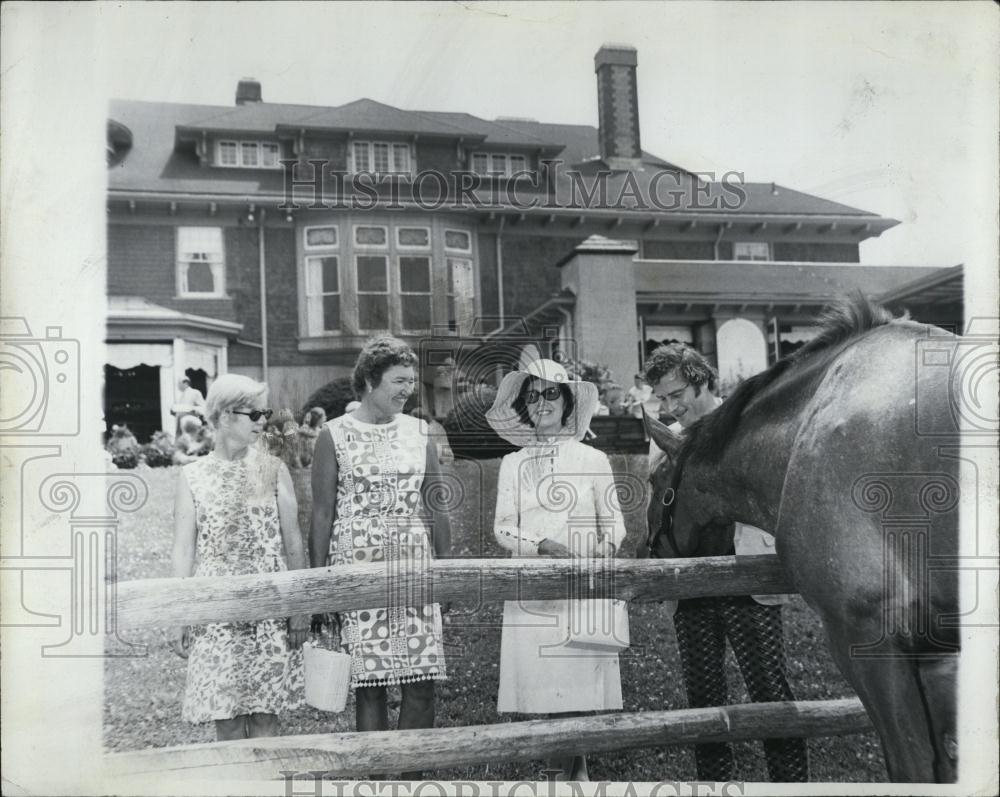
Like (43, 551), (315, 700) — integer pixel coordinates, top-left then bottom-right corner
(557, 236), (639, 381)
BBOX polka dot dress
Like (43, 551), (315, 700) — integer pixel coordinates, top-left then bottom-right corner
(325, 414), (446, 688)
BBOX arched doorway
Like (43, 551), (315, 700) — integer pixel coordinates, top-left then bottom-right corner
(715, 318), (768, 396)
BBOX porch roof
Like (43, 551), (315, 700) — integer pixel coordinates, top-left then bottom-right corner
(106, 296), (243, 339)
(634, 260), (942, 306)
(876, 264), (963, 306)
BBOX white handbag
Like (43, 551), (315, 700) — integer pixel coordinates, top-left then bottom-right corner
(565, 598), (630, 652)
(303, 628), (352, 712)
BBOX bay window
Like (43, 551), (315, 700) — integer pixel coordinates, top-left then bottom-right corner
(356, 254), (390, 331)
(299, 217), (476, 341)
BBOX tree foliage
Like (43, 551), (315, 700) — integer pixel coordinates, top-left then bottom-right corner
(301, 376), (356, 421)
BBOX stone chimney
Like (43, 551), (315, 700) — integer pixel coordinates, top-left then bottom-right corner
(236, 78), (263, 105)
(594, 45), (642, 171)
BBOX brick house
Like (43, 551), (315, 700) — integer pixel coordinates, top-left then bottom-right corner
(105, 45), (948, 439)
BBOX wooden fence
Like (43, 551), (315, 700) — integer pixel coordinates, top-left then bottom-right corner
(108, 557), (873, 780)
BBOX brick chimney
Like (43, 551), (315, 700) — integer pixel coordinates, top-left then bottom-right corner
(236, 78), (263, 105)
(594, 45), (642, 171)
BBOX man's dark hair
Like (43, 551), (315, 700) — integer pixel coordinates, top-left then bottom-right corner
(643, 343), (718, 396)
(511, 378), (575, 429)
(352, 336), (418, 396)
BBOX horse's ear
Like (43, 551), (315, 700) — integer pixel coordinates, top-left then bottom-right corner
(642, 406), (683, 456)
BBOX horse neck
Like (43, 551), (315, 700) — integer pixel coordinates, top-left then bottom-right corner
(681, 406), (801, 533)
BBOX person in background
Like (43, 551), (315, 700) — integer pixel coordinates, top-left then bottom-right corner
(643, 343), (808, 782)
(170, 374), (308, 741)
(486, 358), (626, 781)
(297, 406), (327, 468)
(623, 373), (654, 419)
(309, 336), (450, 780)
(172, 414), (211, 464)
(410, 407), (454, 465)
(603, 384), (627, 417)
(171, 377), (207, 434)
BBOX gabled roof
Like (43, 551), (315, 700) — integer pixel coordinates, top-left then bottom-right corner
(176, 101), (323, 134)
(499, 119), (880, 217)
(110, 99), (290, 195)
(421, 111), (563, 149)
(279, 99), (482, 138)
(496, 120), (676, 169)
(173, 97), (557, 145)
(107, 97), (896, 226)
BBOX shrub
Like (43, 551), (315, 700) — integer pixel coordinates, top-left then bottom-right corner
(442, 384), (517, 460)
(141, 431), (176, 468)
(556, 355), (615, 391)
(262, 409), (300, 469)
(301, 376), (355, 421)
(106, 424), (141, 470)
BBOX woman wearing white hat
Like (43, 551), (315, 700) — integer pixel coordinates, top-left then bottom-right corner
(486, 358), (627, 781)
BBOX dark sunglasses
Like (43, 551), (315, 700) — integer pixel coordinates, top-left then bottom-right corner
(231, 409), (273, 422)
(526, 386), (562, 404)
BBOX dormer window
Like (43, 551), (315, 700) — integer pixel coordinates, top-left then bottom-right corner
(215, 139), (281, 169)
(470, 152), (530, 178)
(351, 141), (413, 175)
(733, 242), (771, 262)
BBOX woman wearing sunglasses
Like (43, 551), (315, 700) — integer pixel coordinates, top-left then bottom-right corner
(485, 359), (627, 781)
(170, 373), (309, 740)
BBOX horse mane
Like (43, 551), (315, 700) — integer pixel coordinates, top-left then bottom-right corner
(679, 294), (898, 466)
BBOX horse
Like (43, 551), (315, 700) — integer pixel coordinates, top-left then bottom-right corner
(641, 297), (961, 783)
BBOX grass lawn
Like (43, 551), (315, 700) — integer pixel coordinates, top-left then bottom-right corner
(105, 460), (886, 782)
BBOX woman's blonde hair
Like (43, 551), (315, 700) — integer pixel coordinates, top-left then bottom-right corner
(205, 374), (268, 428)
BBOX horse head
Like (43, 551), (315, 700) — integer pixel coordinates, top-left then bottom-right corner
(641, 408), (737, 560)
(640, 410), (685, 558)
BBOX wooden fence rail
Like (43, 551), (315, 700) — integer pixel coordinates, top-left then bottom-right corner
(116, 555), (795, 630)
(106, 699), (870, 780)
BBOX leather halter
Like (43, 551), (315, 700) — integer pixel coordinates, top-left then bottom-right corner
(647, 472), (685, 557)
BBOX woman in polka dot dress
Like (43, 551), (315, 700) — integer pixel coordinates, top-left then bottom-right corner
(309, 337), (450, 775)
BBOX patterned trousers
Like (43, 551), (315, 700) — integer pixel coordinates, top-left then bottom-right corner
(673, 596), (809, 782)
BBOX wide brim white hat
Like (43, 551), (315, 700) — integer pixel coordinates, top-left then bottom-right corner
(485, 359), (599, 447)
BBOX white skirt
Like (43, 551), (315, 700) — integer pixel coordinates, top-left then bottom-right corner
(497, 599), (623, 714)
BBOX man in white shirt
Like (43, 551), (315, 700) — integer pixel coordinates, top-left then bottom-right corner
(643, 343), (808, 783)
(171, 377), (206, 434)
(623, 373), (655, 419)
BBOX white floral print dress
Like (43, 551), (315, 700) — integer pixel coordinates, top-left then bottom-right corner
(325, 413), (446, 688)
(181, 448), (303, 723)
